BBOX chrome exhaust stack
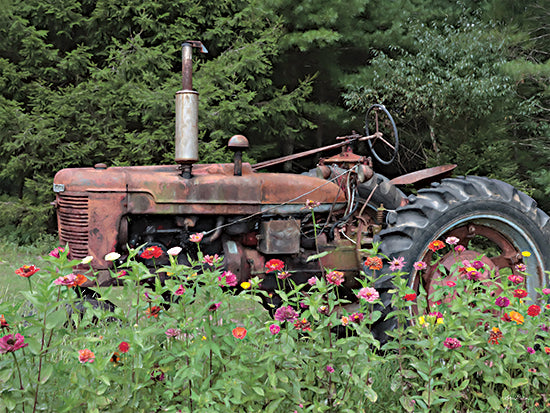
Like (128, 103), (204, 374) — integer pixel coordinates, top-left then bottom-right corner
(175, 41), (207, 178)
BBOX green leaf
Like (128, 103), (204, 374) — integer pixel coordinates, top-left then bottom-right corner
(487, 394), (501, 410)
(511, 377), (529, 388)
(252, 386), (265, 396)
(364, 385), (377, 402)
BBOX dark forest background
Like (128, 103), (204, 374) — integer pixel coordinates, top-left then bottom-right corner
(0, 0), (548, 243)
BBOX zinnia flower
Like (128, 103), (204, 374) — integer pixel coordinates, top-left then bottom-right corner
(0, 333), (28, 353)
(208, 302), (221, 311)
(521, 251), (531, 257)
(49, 247), (65, 258)
(527, 305), (541, 317)
(389, 256), (406, 271)
(274, 305), (298, 322)
(515, 263), (527, 272)
(54, 273), (77, 287)
(508, 274), (524, 285)
(189, 233), (204, 243)
(0, 315), (9, 331)
(509, 311), (524, 325)
(269, 324), (280, 335)
(167, 246), (182, 256)
(307, 277), (317, 286)
(104, 252), (121, 261)
(203, 254), (221, 266)
(357, 287), (379, 302)
(495, 296), (510, 308)
(146, 306), (161, 318)
(117, 270), (128, 278)
(118, 342), (130, 353)
(446, 280), (456, 287)
(403, 293), (417, 301)
(140, 246), (163, 259)
(341, 316), (349, 326)
(428, 240), (445, 252)
(513, 289), (528, 298)
(15, 265), (39, 278)
(232, 327), (247, 339)
(265, 259), (285, 272)
(326, 270), (345, 286)
(455, 245), (466, 253)
(78, 348), (95, 363)
(413, 261), (427, 270)
(526, 347), (535, 354)
(277, 271), (291, 280)
(350, 312), (364, 323)
(488, 327), (503, 344)
(165, 328), (181, 338)
(365, 256), (383, 271)
(240, 281), (251, 289)
(326, 365), (335, 373)
(293, 318), (312, 331)
(218, 270), (238, 287)
(443, 337), (462, 349)
(81, 256), (94, 264)
(174, 285), (185, 295)
(445, 236), (460, 245)
(305, 199), (321, 210)
(542, 288), (550, 295)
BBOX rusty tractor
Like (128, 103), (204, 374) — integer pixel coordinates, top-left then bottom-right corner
(53, 41), (550, 339)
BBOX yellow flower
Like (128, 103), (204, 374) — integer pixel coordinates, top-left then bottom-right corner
(521, 251), (531, 257)
(437, 318), (444, 325)
(509, 311), (524, 325)
(419, 316), (426, 325)
(466, 267), (475, 272)
(240, 282), (251, 290)
(166, 272), (173, 277)
(201, 336), (207, 341)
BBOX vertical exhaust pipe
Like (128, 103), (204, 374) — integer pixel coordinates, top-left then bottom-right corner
(175, 41), (208, 178)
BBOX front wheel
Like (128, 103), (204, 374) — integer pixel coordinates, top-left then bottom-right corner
(376, 176), (550, 305)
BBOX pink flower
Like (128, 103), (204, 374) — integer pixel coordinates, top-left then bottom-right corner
(515, 263), (527, 272)
(0, 333), (28, 353)
(542, 288), (550, 295)
(445, 236), (459, 245)
(446, 280), (456, 287)
(165, 328), (181, 338)
(443, 337), (462, 349)
(117, 270), (128, 278)
(325, 270), (345, 286)
(203, 254), (221, 266)
(118, 342), (130, 353)
(49, 247), (65, 258)
(218, 271), (238, 287)
(174, 285), (185, 295)
(54, 273), (77, 286)
(269, 324), (281, 335)
(357, 287), (379, 302)
(277, 271), (291, 280)
(389, 256), (406, 272)
(455, 245), (466, 253)
(274, 306), (298, 322)
(78, 348), (95, 363)
(167, 246), (182, 256)
(508, 274), (524, 285)
(467, 270), (481, 281)
(526, 347), (535, 354)
(495, 296), (510, 308)
(350, 312), (364, 323)
(472, 261), (484, 270)
(413, 261), (427, 270)
(307, 277), (317, 286)
(189, 233), (204, 243)
(326, 365), (335, 373)
(208, 302), (221, 311)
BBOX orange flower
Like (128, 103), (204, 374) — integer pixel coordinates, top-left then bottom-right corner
(232, 327), (247, 339)
(78, 348), (95, 363)
(428, 240), (445, 252)
(509, 311), (524, 325)
(146, 306), (161, 318)
(74, 274), (87, 286)
(544, 347), (550, 354)
(365, 256), (383, 270)
(15, 265), (39, 278)
(488, 327), (503, 344)
(0, 315), (9, 331)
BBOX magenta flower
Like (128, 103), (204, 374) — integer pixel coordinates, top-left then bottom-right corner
(325, 270), (345, 286)
(389, 256), (406, 272)
(49, 247), (65, 258)
(508, 274), (524, 285)
(269, 324), (281, 335)
(208, 302), (221, 312)
(274, 306), (298, 322)
(446, 280), (456, 287)
(443, 337), (462, 349)
(357, 287), (379, 302)
(174, 285), (185, 296)
(218, 271), (238, 287)
(455, 245), (466, 253)
(526, 347), (535, 354)
(472, 261), (484, 270)
(495, 296), (510, 308)
(0, 333), (28, 353)
(467, 270), (481, 281)
(515, 263), (527, 272)
(350, 312), (364, 323)
(326, 365), (335, 373)
(203, 254), (221, 266)
(413, 261), (427, 271)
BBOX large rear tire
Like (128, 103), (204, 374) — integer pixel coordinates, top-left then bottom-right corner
(376, 176), (550, 304)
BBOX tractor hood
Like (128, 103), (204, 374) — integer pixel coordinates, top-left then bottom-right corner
(53, 162), (347, 215)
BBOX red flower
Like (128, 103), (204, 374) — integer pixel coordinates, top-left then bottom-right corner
(293, 318), (312, 332)
(140, 246), (163, 259)
(501, 313), (512, 322)
(527, 305), (541, 317)
(513, 289), (528, 298)
(15, 265), (39, 278)
(146, 306), (161, 318)
(110, 352), (121, 365)
(364, 256), (383, 271)
(232, 327), (247, 339)
(488, 327), (503, 345)
(404, 293), (417, 301)
(78, 348), (95, 363)
(428, 240), (445, 252)
(0, 315), (9, 331)
(118, 341), (130, 353)
(265, 259), (285, 272)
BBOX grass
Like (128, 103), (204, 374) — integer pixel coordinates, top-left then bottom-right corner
(0, 234), (58, 303)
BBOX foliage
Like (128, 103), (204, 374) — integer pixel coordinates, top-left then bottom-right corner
(1, 236), (549, 412)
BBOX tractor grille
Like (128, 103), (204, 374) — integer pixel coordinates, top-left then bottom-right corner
(57, 194), (89, 259)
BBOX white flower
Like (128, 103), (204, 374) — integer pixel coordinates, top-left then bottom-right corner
(104, 252), (121, 262)
(167, 246), (183, 256)
(81, 256), (94, 264)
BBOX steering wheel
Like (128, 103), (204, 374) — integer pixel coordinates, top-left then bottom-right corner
(365, 104), (399, 165)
